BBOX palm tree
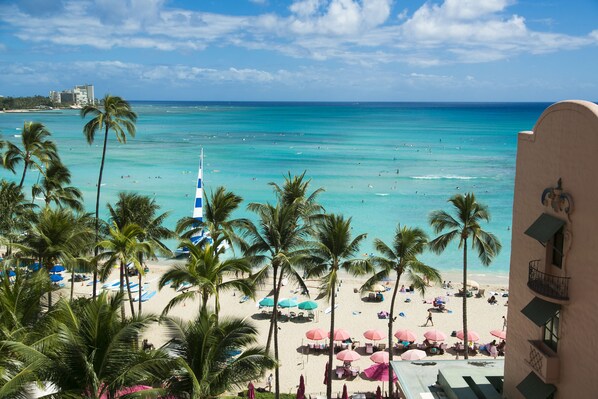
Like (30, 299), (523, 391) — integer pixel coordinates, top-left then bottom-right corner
(158, 243), (252, 316)
(429, 193), (501, 359)
(97, 222), (152, 318)
(361, 224), (441, 396)
(177, 186), (249, 255)
(2, 121), (58, 189)
(108, 192), (174, 314)
(309, 214), (370, 399)
(81, 95), (137, 298)
(270, 171), (325, 219)
(161, 309), (275, 399)
(31, 161), (83, 211)
(3, 292), (171, 398)
(16, 208), (94, 308)
(0, 180), (36, 256)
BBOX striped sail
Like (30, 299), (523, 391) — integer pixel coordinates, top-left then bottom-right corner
(190, 149), (204, 245)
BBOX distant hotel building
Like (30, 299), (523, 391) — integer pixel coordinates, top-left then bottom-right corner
(504, 100), (598, 398)
(49, 84), (95, 106)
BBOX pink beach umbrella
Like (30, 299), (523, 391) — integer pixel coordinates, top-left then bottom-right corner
(248, 382), (255, 399)
(400, 349), (427, 361)
(342, 384), (349, 399)
(99, 385), (152, 399)
(423, 329), (447, 342)
(490, 329), (507, 340)
(370, 351), (389, 364)
(329, 328), (351, 341)
(336, 349), (361, 362)
(306, 328), (327, 341)
(394, 329), (417, 342)
(456, 330), (481, 342)
(363, 363), (397, 382)
(364, 329), (386, 341)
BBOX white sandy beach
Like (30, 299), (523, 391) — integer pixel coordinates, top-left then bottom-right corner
(63, 260), (509, 398)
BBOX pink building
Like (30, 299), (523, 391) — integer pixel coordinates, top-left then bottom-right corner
(504, 100), (598, 398)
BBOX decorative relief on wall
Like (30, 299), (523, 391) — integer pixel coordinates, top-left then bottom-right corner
(541, 178), (573, 217)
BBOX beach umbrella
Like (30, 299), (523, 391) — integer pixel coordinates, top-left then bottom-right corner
(298, 300), (318, 310)
(49, 265), (65, 273)
(306, 328), (327, 341)
(28, 262), (40, 272)
(363, 329), (386, 341)
(376, 386), (382, 399)
(342, 384), (348, 399)
(394, 329), (417, 342)
(248, 382), (255, 399)
(490, 329), (507, 340)
(259, 297), (274, 307)
(50, 274), (63, 282)
(329, 328), (351, 341)
(297, 375), (305, 399)
(279, 298), (298, 308)
(370, 351), (389, 364)
(463, 280), (479, 289)
(456, 330), (480, 342)
(8, 270), (16, 277)
(336, 349), (361, 362)
(400, 349), (427, 361)
(323, 362), (329, 385)
(370, 283), (386, 292)
(363, 363), (397, 382)
(424, 329), (447, 342)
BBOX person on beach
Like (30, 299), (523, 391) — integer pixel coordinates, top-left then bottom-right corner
(267, 373), (273, 392)
(502, 315), (507, 330)
(424, 311), (434, 326)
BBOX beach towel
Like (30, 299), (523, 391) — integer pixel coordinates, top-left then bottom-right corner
(399, 312), (405, 317)
(324, 304), (338, 314)
(240, 295), (249, 303)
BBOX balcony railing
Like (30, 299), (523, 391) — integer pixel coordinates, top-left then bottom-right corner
(528, 260), (570, 301)
(526, 340), (560, 383)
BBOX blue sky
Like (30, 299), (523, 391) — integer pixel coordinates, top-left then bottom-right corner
(0, 0), (596, 101)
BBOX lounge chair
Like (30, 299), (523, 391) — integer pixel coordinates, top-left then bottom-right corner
(350, 367), (360, 378)
(336, 366), (346, 379)
(476, 288), (486, 298)
(378, 343), (386, 351)
(365, 343), (374, 354)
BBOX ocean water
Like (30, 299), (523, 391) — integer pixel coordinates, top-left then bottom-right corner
(0, 102), (550, 275)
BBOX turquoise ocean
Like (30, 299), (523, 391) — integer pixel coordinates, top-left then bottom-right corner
(0, 102), (550, 277)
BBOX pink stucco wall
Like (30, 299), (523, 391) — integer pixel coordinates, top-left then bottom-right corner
(503, 100), (598, 398)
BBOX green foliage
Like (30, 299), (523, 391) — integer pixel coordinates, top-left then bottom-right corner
(0, 96), (54, 110)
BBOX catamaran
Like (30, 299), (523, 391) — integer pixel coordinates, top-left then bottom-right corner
(174, 148), (208, 257)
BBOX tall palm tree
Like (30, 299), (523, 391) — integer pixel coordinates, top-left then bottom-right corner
(361, 224), (442, 395)
(108, 192), (174, 314)
(31, 161), (83, 211)
(429, 193), (501, 359)
(1, 121), (58, 189)
(0, 180), (36, 256)
(270, 171), (325, 219)
(309, 214), (370, 399)
(97, 222), (152, 319)
(2, 292), (171, 398)
(16, 207), (94, 308)
(81, 95), (137, 298)
(161, 309), (275, 399)
(177, 186), (249, 254)
(158, 243), (252, 316)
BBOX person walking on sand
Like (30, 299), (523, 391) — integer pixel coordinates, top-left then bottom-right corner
(502, 315), (507, 331)
(424, 311), (434, 326)
(267, 373), (273, 392)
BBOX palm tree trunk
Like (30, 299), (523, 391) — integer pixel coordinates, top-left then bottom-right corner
(327, 276), (337, 399)
(388, 272), (401, 398)
(124, 268), (135, 317)
(138, 253), (144, 315)
(92, 125), (110, 299)
(272, 266), (284, 399)
(266, 264), (278, 352)
(18, 161), (28, 189)
(120, 261), (125, 320)
(463, 239), (469, 360)
(70, 265), (75, 301)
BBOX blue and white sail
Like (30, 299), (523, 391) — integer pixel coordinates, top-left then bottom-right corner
(190, 148), (204, 245)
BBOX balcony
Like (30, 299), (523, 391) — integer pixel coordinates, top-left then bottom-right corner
(526, 340), (560, 383)
(528, 260), (570, 301)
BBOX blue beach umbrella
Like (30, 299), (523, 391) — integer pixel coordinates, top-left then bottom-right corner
(298, 300), (318, 310)
(50, 265), (66, 273)
(50, 274), (64, 282)
(279, 298), (298, 308)
(8, 270), (16, 277)
(28, 262), (41, 272)
(259, 297), (275, 307)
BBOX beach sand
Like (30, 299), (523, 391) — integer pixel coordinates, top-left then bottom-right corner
(63, 260), (509, 398)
